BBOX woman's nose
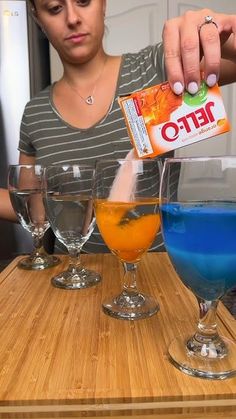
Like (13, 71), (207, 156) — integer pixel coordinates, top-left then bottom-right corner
(66, 2), (82, 26)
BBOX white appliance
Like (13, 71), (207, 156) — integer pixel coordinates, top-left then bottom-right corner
(0, 0), (50, 264)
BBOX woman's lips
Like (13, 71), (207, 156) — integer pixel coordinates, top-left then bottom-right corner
(65, 33), (88, 43)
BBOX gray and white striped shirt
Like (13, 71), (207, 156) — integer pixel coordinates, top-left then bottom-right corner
(19, 44), (167, 253)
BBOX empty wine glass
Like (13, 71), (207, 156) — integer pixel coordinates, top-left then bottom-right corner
(8, 164), (60, 270)
(93, 158), (162, 320)
(43, 164), (101, 289)
(160, 156), (236, 379)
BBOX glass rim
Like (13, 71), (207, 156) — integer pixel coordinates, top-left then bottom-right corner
(8, 164), (43, 168)
(163, 155), (236, 163)
(95, 157), (161, 164)
(44, 164), (95, 169)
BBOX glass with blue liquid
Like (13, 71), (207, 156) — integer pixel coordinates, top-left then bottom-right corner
(160, 156), (236, 379)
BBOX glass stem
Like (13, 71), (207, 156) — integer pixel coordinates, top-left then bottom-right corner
(68, 247), (82, 275)
(187, 297), (227, 358)
(195, 298), (219, 342)
(122, 262), (138, 296)
(32, 233), (44, 256)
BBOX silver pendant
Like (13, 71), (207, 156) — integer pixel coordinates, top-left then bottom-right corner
(85, 95), (94, 105)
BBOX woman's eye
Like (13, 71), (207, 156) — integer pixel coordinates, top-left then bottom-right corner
(48, 4), (62, 14)
(77, 0), (91, 6)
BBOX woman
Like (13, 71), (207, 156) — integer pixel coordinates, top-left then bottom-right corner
(1, 1), (236, 252)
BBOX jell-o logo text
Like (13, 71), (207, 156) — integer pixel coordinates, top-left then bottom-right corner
(161, 101), (215, 142)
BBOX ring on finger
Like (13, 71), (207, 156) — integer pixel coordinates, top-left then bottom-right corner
(198, 15), (218, 32)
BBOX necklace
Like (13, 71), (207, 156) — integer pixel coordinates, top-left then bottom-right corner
(64, 57), (108, 105)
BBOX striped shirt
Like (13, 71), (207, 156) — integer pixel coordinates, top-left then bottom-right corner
(18, 43), (167, 253)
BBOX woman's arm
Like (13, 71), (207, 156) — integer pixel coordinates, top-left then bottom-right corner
(19, 153), (36, 165)
(0, 188), (17, 222)
(0, 153), (36, 222)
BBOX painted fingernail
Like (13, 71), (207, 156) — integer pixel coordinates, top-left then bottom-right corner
(187, 82), (199, 95)
(173, 82), (184, 95)
(206, 74), (217, 87)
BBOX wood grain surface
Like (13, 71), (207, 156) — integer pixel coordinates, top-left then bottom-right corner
(0, 253), (235, 418)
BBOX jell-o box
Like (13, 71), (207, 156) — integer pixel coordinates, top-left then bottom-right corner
(118, 80), (230, 158)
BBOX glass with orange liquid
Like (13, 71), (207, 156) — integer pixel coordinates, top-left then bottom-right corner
(93, 158), (162, 320)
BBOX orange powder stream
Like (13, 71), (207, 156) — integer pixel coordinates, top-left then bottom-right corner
(108, 149), (139, 202)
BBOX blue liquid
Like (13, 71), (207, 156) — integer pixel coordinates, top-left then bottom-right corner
(161, 202), (236, 300)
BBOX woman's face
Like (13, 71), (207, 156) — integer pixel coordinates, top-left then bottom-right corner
(33, 0), (106, 64)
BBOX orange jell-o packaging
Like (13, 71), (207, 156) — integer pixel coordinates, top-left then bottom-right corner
(118, 80), (230, 158)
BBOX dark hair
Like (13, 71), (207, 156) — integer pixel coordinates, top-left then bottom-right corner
(27, 0), (37, 16)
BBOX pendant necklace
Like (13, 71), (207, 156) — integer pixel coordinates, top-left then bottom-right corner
(64, 57), (108, 105)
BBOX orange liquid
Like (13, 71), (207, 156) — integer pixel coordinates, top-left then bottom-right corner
(95, 198), (160, 262)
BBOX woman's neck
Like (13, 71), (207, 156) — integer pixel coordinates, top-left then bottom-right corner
(61, 50), (110, 88)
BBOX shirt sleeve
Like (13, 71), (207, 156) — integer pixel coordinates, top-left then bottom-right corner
(150, 42), (166, 81)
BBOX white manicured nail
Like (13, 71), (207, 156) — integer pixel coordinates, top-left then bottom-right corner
(206, 74), (217, 87)
(187, 82), (199, 95)
(173, 82), (184, 95)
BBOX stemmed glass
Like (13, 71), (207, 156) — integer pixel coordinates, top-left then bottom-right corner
(8, 164), (60, 270)
(93, 158), (162, 320)
(160, 156), (236, 379)
(43, 164), (101, 289)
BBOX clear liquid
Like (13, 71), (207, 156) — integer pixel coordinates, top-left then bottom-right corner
(10, 189), (49, 236)
(45, 194), (95, 249)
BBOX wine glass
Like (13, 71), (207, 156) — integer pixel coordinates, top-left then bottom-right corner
(93, 158), (162, 320)
(43, 164), (101, 289)
(8, 164), (60, 270)
(160, 156), (236, 379)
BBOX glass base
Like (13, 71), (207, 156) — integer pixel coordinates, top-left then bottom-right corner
(102, 290), (159, 320)
(18, 253), (60, 270)
(51, 268), (101, 290)
(168, 335), (236, 379)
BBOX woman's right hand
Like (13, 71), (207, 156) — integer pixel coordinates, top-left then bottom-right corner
(162, 9), (236, 95)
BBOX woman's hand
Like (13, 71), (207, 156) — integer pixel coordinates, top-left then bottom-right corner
(162, 9), (236, 94)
